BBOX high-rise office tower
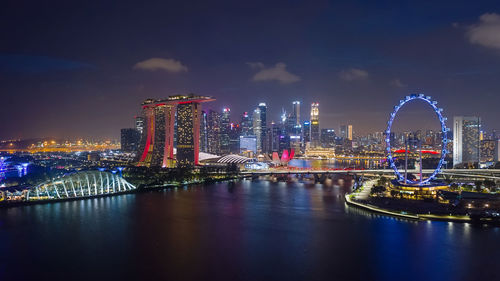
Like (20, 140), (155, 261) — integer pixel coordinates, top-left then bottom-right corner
(240, 112), (253, 136)
(121, 128), (141, 152)
(135, 95), (214, 167)
(303, 121), (311, 146)
(220, 107), (231, 155)
(310, 103), (320, 147)
(453, 116), (481, 167)
(200, 110), (208, 153)
(480, 140), (496, 163)
(320, 129), (336, 148)
(207, 110), (221, 155)
(271, 121), (280, 152)
(258, 103), (267, 152)
(279, 128), (290, 152)
(278, 114), (291, 152)
(253, 108), (262, 152)
(292, 101), (300, 126)
(229, 122), (241, 154)
(284, 111), (296, 136)
(340, 125), (353, 141)
(135, 116), (145, 135)
(288, 102), (302, 154)
(340, 125), (346, 139)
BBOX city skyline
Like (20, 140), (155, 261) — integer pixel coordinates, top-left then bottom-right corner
(1, 1), (500, 139)
(2, 2), (500, 279)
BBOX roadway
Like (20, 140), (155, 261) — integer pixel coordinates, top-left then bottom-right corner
(241, 169), (500, 174)
(353, 179), (377, 200)
(241, 169), (500, 180)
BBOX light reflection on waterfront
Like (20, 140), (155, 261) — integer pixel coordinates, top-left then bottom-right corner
(0, 180), (499, 281)
(289, 158), (383, 169)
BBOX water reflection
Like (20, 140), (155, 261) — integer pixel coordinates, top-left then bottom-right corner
(289, 158), (383, 169)
(0, 180), (499, 281)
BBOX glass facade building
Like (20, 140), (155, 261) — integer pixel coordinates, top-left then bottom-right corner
(320, 129), (336, 148)
(310, 103), (320, 148)
(240, 112), (253, 136)
(200, 110), (208, 153)
(258, 103), (267, 153)
(120, 128), (141, 153)
(453, 116), (481, 166)
(207, 110), (221, 155)
(253, 108), (262, 152)
(220, 107), (231, 155)
(240, 135), (257, 154)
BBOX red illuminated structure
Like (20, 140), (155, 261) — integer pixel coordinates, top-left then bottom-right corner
(271, 149), (295, 165)
(135, 95), (215, 167)
(393, 149), (440, 155)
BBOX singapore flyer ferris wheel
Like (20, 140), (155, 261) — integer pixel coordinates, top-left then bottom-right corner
(385, 93), (449, 186)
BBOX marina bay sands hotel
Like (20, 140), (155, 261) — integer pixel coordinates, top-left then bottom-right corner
(135, 94), (215, 167)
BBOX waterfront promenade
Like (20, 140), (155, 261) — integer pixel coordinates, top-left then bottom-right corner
(345, 180), (494, 223)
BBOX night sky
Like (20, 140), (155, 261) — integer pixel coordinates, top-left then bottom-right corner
(1, 0), (499, 140)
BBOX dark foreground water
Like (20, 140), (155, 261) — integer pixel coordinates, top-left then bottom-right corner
(0, 179), (499, 281)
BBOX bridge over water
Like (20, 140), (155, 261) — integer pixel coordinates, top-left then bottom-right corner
(241, 169), (500, 181)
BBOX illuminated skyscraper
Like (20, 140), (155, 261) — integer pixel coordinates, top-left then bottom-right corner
(258, 103), (268, 152)
(340, 125), (346, 138)
(229, 122), (241, 154)
(340, 125), (353, 141)
(136, 101), (177, 167)
(135, 116), (145, 135)
(320, 129), (336, 148)
(207, 110), (221, 154)
(121, 128), (141, 152)
(288, 102), (302, 154)
(453, 116), (481, 167)
(271, 121), (280, 152)
(310, 103), (320, 147)
(303, 121), (311, 147)
(253, 108), (262, 152)
(240, 112), (253, 136)
(200, 110), (208, 152)
(292, 101), (300, 126)
(220, 107), (231, 155)
(135, 95), (214, 167)
(480, 140), (496, 163)
(177, 102), (201, 166)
